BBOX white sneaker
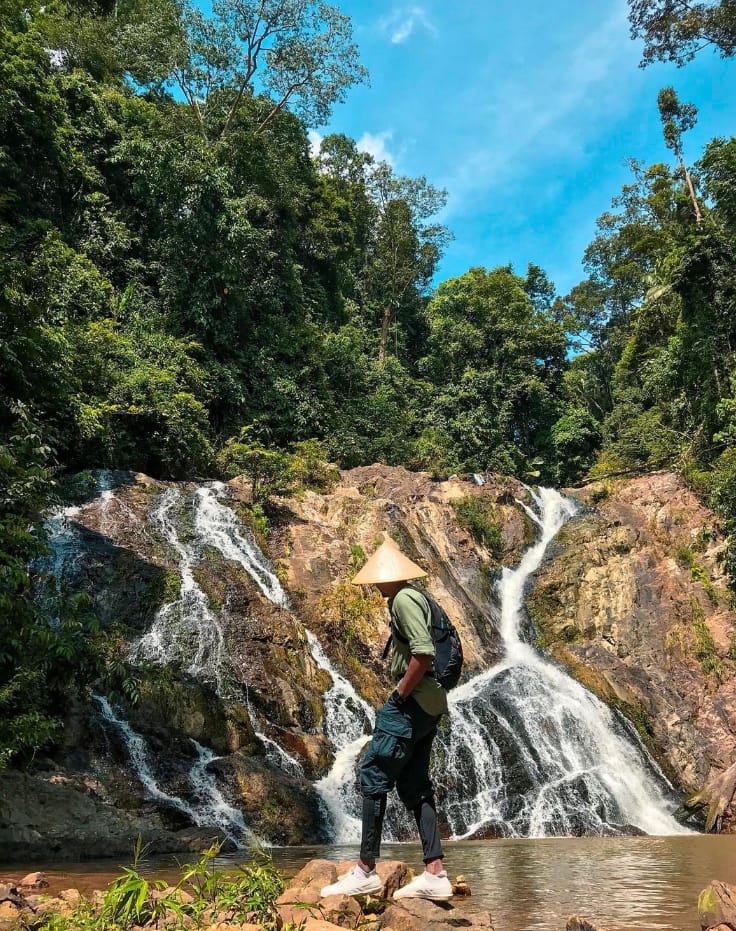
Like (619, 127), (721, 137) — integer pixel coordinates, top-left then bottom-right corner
(393, 870), (453, 901)
(320, 865), (384, 898)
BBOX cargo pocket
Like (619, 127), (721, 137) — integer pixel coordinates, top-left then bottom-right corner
(371, 702), (413, 767)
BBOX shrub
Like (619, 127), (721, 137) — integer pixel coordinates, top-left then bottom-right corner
(452, 494), (503, 558)
(218, 427), (295, 505)
(290, 439), (340, 491)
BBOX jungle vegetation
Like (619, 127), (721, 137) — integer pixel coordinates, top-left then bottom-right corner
(1, 0), (735, 765)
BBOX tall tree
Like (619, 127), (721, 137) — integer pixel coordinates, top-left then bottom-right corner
(629, 0), (736, 66)
(119, 0), (368, 140)
(365, 163), (450, 362)
(657, 86), (703, 225)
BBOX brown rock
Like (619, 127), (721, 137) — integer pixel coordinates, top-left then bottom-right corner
(381, 897), (493, 931)
(698, 880), (736, 929)
(451, 882), (471, 897)
(318, 894), (362, 928)
(59, 888), (82, 906)
(34, 896), (73, 919)
(566, 918), (609, 931)
(278, 859), (338, 904)
(302, 920), (348, 931)
(376, 861), (411, 900)
(0, 901), (20, 919)
(276, 859), (340, 924)
(19, 872), (48, 891)
(531, 472), (736, 826)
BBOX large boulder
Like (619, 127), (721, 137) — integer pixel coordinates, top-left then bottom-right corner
(380, 897), (493, 931)
(699, 880), (736, 929)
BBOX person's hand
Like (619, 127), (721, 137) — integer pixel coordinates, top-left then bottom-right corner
(390, 687), (406, 706)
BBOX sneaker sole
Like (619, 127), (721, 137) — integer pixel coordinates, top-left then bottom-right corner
(321, 885), (384, 898)
(394, 892), (453, 901)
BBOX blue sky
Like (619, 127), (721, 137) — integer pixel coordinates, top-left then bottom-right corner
(308, 0), (735, 297)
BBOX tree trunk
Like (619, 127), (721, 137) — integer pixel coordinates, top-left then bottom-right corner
(378, 305), (392, 363)
(677, 150), (704, 226)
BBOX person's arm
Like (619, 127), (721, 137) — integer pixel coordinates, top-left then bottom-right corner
(396, 654), (432, 699)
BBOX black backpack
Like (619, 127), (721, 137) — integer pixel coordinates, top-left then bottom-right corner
(383, 586), (464, 691)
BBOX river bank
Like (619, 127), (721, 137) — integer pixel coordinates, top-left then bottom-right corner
(4, 836), (736, 931)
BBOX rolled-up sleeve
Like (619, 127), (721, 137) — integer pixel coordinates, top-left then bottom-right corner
(393, 590), (434, 656)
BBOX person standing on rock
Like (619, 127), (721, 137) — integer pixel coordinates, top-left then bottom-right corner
(320, 539), (453, 902)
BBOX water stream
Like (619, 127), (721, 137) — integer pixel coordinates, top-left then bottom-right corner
(437, 487), (685, 838)
(94, 696), (248, 845)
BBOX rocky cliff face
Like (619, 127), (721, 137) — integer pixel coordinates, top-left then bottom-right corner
(2, 466), (525, 861)
(527, 472), (736, 832)
(5, 466), (735, 863)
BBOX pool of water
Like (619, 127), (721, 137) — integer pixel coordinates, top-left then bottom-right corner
(5, 836), (736, 931)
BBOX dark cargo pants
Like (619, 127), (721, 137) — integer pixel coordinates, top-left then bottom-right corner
(359, 693), (443, 864)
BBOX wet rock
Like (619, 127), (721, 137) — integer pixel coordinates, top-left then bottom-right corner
(0, 770), (231, 864)
(214, 753), (325, 844)
(18, 872), (48, 890)
(566, 919), (608, 931)
(380, 897), (493, 931)
(698, 880), (736, 929)
(451, 882), (471, 897)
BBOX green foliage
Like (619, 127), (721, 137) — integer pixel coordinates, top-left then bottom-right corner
(424, 265), (567, 477)
(290, 439), (340, 492)
(40, 842), (285, 931)
(218, 427), (295, 505)
(691, 601), (725, 683)
(629, 0), (736, 67)
(551, 407), (603, 484)
(0, 408), (105, 768)
(452, 495), (503, 558)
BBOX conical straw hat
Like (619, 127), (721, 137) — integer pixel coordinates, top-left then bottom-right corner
(351, 540), (427, 585)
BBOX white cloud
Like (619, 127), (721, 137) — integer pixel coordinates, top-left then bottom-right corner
(357, 131), (397, 166)
(380, 5), (436, 45)
(308, 130), (324, 158)
(440, 4), (634, 217)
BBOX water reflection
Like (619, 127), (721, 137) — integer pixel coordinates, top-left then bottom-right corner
(8, 836), (736, 931)
(267, 836), (736, 931)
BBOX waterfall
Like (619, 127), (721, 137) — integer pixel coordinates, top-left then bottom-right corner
(55, 476), (688, 844)
(94, 696), (248, 846)
(133, 488), (227, 694)
(186, 484), (405, 839)
(437, 487), (688, 838)
(194, 484), (289, 607)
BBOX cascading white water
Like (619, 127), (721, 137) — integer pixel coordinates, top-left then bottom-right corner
(94, 696), (248, 845)
(194, 484), (289, 607)
(438, 487), (689, 838)
(182, 483), (400, 837)
(39, 478), (248, 845)
(189, 740), (250, 841)
(133, 488), (227, 694)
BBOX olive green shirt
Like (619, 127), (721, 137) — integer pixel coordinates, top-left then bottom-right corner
(389, 587), (448, 717)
